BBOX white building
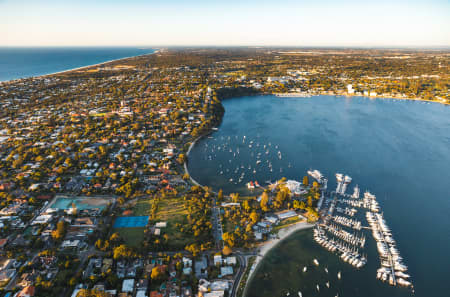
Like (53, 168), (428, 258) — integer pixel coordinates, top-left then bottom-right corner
(213, 255), (222, 266)
(122, 279), (134, 293)
(347, 84), (354, 94)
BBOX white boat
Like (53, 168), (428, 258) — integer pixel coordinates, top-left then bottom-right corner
(326, 282), (330, 288)
(313, 259), (319, 266)
(307, 169), (323, 181)
(303, 266), (307, 272)
(337, 271), (341, 279)
(344, 175), (352, 184)
(316, 285), (320, 292)
(352, 185), (360, 199)
(298, 292), (302, 297)
(397, 278), (412, 287)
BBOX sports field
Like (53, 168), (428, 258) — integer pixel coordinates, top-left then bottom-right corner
(113, 216), (149, 228)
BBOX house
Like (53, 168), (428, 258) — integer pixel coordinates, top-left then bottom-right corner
(276, 210), (298, 220)
(225, 257), (236, 266)
(182, 267), (192, 275)
(220, 266), (233, 277)
(136, 290), (147, 297)
(17, 286), (35, 297)
(181, 287), (193, 297)
(198, 279), (210, 292)
(61, 239), (81, 249)
(122, 279), (134, 293)
(150, 291), (163, 297)
(195, 257), (208, 278)
(182, 257), (192, 267)
(0, 238), (8, 249)
(210, 280), (229, 291)
(204, 292), (224, 297)
(213, 255), (222, 266)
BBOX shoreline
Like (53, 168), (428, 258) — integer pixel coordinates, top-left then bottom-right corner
(242, 221), (314, 297)
(184, 136), (203, 188)
(0, 48), (159, 84)
(275, 91), (449, 106)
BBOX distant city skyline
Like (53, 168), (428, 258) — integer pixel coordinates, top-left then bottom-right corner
(1, 0), (449, 47)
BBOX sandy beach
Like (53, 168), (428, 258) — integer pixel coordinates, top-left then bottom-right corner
(242, 221), (314, 295)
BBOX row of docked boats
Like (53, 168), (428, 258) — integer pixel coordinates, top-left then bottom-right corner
(313, 226), (367, 268)
(366, 212), (413, 288)
(335, 206), (357, 217)
(323, 223), (366, 248)
(362, 191), (380, 212)
(332, 215), (362, 230)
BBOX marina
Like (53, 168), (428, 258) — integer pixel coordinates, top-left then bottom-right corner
(315, 172), (414, 290)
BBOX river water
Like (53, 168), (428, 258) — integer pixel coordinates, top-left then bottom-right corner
(187, 95), (450, 297)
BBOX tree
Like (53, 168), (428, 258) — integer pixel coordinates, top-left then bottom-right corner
(230, 193), (239, 203)
(113, 244), (133, 260)
(303, 176), (309, 186)
(151, 266), (163, 280)
(222, 245), (232, 256)
(185, 243), (200, 256)
(177, 154), (186, 164)
(52, 221), (66, 240)
(76, 289), (110, 297)
(260, 192), (269, 212)
(249, 211), (259, 224)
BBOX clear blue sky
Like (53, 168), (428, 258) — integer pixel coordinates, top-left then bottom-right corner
(1, 0), (449, 47)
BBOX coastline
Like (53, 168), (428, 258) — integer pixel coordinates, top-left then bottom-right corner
(0, 48), (159, 84)
(242, 221), (314, 297)
(184, 136), (203, 188)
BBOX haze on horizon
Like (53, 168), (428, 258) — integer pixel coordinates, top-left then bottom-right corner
(1, 0), (449, 47)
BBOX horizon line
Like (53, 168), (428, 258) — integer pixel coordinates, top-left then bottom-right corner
(1, 45), (450, 50)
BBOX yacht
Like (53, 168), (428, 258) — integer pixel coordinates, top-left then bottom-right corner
(344, 175), (352, 183)
(352, 185), (360, 199)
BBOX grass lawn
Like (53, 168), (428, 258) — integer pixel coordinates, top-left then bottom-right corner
(133, 198), (152, 216)
(155, 196), (191, 248)
(115, 227), (146, 247)
(130, 196), (192, 249)
(272, 216), (303, 232)
(154, 196), (187, 221)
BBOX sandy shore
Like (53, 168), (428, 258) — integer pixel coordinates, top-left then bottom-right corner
(0, 49), (158, 84)
(243, 221), (314, 295)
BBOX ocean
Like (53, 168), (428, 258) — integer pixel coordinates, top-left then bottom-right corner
(0, 47), (155, 81)
(187, 95), (450, 297)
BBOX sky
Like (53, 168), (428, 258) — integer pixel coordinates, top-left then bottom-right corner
(0, 0), (449, 47)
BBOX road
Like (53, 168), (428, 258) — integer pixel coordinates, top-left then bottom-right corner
(211, 198), (223, 249)
(230, 252), (256, 297)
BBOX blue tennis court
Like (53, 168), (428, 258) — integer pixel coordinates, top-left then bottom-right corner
(113, 216), (149, 228)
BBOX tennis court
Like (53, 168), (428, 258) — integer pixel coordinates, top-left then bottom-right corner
(113, 216), (149, 228)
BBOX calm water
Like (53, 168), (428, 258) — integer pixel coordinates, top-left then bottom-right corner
(187, 95), (450, 297)
(0, 47), (154, 81)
